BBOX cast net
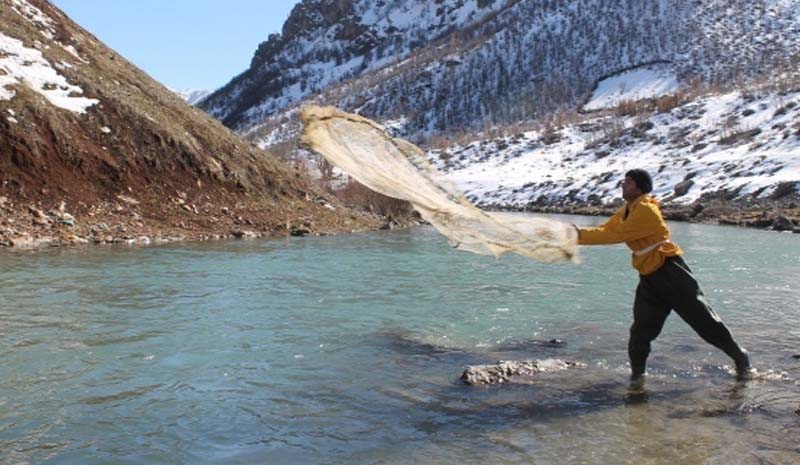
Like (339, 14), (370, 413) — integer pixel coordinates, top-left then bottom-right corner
(301, 106), (578, 263)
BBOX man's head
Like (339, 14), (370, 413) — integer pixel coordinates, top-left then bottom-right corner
(622, 169), (652, 202)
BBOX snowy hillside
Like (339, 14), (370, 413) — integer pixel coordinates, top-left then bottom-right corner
(431, 86), (800, 209)
(200, 0), (800, 145)
(200, 0), (507, 130)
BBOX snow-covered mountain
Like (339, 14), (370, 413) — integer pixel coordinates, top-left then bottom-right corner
(173, 88), (211, 105)
(200, 0), (800, 145)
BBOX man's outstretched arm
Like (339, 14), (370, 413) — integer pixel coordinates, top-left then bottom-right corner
(578, 205), (659, 245)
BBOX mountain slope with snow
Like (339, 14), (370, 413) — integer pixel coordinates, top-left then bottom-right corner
(201, 0), (800, 146)
(431, 85), (800, 214)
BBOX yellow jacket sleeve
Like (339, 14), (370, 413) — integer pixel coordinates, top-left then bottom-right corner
(578, 202), (660, 245)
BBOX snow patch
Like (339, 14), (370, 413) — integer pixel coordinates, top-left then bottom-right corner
(0, 32), (98, 114)
(59, 44), (88, 64)
(584, 64), (679, 111)
(11, 0), (56, 39)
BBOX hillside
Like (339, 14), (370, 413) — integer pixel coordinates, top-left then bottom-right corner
(0, 0), (384, 248)
(429, 76), (800, 229)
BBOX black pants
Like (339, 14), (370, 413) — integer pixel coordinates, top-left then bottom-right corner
(629, 256), (746, 374)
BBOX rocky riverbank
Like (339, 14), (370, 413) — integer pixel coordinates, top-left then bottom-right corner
(0, 191), (422, 250)
(2, 193), (796, 251)
(496, 197), (800, 233)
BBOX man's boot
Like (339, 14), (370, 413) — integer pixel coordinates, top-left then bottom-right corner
(734, 349), (752, 380)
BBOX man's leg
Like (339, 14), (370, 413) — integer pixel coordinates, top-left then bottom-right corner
(663, 257), (750, 375)
(629, 278), (671, 378)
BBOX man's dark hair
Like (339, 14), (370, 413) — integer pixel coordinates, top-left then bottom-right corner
(625, 169), (653, 193)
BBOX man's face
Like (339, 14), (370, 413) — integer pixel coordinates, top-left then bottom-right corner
(621, 176), (642, 202)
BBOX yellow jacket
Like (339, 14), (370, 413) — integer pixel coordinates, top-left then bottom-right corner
(578, 194), (682, 275)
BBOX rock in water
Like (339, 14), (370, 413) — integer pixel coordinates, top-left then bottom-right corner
(772, 215), (794, 231)
(460, 359), (583, 385)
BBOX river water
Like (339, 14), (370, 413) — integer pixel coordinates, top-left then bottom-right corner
(1, 215), (799, 465)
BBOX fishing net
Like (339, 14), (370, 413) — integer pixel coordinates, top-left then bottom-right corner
(301, 106), (578, 263)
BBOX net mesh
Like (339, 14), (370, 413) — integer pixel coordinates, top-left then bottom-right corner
(301, 106), (579, 263)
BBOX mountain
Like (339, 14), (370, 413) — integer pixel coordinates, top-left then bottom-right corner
(0, 0), (384, 248)
(199, 0), (800, 145)
(173, 88), (212, 106)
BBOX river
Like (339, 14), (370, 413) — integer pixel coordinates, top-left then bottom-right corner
(1, 215), (798, 464)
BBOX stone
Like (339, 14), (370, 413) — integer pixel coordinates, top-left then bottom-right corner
(28, 206), (47, 219)
(772, 215), (794, 231)
(460, 359), (583, 385)
(674, 179), (694, 197)
(289, 226), (311, 237)
(231, 229), (257, 239)
(690, 203), (705, 218)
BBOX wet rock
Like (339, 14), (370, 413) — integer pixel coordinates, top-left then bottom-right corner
(63, 234), (88, 245)
(794, 227), (800, 234)
(460, 359), (583, 385)
(290, 227), (311, 237)
(380, 219), (398, 230)
(772, 215), (794, 231)
(231, 229), (257, 239)
(10, 235), (55, 248)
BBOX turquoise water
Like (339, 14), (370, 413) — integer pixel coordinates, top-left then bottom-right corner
(1, 215), (799, 465)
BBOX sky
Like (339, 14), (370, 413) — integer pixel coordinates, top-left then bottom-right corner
(51, 0), (302, 91)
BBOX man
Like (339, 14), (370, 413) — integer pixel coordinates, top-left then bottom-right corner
(574, 169), (751, 381)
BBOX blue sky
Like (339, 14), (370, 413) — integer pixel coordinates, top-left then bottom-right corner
(52, 1), (301, 91)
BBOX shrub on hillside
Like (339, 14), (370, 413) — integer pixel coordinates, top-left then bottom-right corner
(655, 94), (681, 113)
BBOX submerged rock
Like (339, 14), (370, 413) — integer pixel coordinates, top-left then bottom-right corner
(460, 359), (583, 385)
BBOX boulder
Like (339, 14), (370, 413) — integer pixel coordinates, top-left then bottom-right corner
(460, 359), (583, 385)
(231, 229), (257, 239)
(674, 180), (694, 197)
(772, 215), (794, 231)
